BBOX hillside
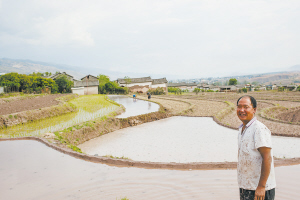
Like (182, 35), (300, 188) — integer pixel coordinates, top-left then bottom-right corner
(0, 58), (84, 79)
(242, 71), (300, 85)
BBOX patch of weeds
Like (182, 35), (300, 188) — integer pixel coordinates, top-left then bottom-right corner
(9, 115), (13, 119)
(73, 124), (83, 130)
(54, 131), (82, 153)
(14, 115), (17, 119)
(104, 155), (130, 160)
(67, 144), (82, 153)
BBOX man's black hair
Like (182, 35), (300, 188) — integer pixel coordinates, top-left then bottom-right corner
(237, 95), (257, 108)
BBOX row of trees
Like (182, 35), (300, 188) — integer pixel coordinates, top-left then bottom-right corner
(98, 74), (128, 94)
(0, 72), (72, 94)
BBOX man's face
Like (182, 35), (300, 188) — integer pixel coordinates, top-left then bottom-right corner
(237, 97), (256, 124)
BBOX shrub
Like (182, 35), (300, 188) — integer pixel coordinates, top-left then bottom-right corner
(168, 87), (182, 95)
(148, 87), (165, 95)
(193, 88), (201, 94)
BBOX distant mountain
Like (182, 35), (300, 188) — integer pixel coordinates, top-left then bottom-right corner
(0, 58), (84, 79)
(289, 65), (300, 71)
(0, 58), (174, 81)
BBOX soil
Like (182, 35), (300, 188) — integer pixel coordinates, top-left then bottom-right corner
(0, 94), (68, 115)
(277, 108), (300, 122)
(2, 91), (300, 169)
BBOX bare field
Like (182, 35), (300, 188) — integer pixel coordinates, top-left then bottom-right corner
(0, 94), (68, 115)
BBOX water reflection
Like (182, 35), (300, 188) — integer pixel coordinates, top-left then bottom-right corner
(0, 140), (299, 200)
(108, 95), (159, 118)
(0, 95), (118, 138)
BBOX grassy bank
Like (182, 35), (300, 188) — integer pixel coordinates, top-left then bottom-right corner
(52, 96), (171, 153)
(0, 94), (78, 129)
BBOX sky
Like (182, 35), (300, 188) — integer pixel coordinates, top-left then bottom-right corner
(1, 0), (300, 80)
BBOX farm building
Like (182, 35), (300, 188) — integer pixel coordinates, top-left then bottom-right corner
(117, 77), (168, 93)
(49, 72), (75, 81)
(72, 75), (99, 95)
(167, 82), (197, 92)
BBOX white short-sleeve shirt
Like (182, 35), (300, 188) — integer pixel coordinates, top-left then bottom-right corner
(237, 117), (276, 190)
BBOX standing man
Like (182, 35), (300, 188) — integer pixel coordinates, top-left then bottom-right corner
(237, 96), (276, 200)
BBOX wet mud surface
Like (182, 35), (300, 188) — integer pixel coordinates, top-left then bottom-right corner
(1, 140), (299, 200)
(0, 94), (67, 115)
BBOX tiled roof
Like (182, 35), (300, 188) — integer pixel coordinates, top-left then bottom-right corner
(167, 82), (197, 87)
(81, 75), (98, 80)
(152, 78), (168, 84)
(49, 72), (74, 80)
(117, 76), (152, 84)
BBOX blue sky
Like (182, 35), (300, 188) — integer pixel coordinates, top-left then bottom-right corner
(1, 0), (300, 79)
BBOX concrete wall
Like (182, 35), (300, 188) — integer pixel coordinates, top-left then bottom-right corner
(71, 87), (85, 95)
(0, 87), (4, 94)
(151, 83), (167, 88)
(119, 82), (152, 88)
(84, 86), (98, 95)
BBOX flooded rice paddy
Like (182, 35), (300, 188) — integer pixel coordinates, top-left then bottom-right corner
(108, 95), (160, 118)
(0, 95), (118, 138)
(79, 116), (300, 163)
(2, 95), (300, 199)
(1, 140), (299, 200)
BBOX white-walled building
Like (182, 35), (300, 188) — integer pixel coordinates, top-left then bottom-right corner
(117, 77), (168, 93)
(168, 82), (197, 92)
(72, 75), (99, 95)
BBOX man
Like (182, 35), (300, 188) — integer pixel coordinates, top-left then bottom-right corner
(237, 96), (276, 200)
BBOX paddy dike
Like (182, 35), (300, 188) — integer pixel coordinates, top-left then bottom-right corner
(2, 92), (300, 169)
(0, 94), (78, 129)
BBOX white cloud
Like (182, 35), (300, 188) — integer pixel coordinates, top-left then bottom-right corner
(0, 0), (300, 78)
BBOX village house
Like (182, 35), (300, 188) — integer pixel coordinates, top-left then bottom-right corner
(71, 75), (99, 95)
(255, 85), (267, 91)
(245, 84), (255, 92)
(197, 84), (220, 91)
(277, 84), (298, 91)
(167, 82), (197, 92)
(117, 76), (168, 93)
(49, 72), (75, 81)
(219, 85), (237, 92)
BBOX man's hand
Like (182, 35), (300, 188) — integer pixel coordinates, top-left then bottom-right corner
(255, 147), (272, 200)
(254, 186), (265, 200)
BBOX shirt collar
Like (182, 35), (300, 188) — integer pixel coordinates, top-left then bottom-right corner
(239, 116), (257, 129)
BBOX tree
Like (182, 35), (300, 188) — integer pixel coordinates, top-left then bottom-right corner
(98, 74), (110, 94)
(229, 78), (237, 85)
(97, 74), (128, 94)
(193, 88), (201, 95)
(55, 75), (73, 93)
(124, 76), (131, 87)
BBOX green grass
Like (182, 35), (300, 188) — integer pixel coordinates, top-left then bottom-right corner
(105, 155), (130, 160)
(0, 94), (119, 138)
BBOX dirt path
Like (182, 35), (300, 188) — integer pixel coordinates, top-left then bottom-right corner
(0, 94), (68, 115)
(137, 95), (190, 115)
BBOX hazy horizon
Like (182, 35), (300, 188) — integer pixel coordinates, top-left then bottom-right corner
(1, 1), (300, 79)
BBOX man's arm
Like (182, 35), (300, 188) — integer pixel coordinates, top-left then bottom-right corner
(255, 147), (272, 200)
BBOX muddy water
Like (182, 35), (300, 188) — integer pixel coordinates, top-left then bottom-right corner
(108, 95), (160, 118)
(1, 140), (299, 200)
(79, 116), (300, 163)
